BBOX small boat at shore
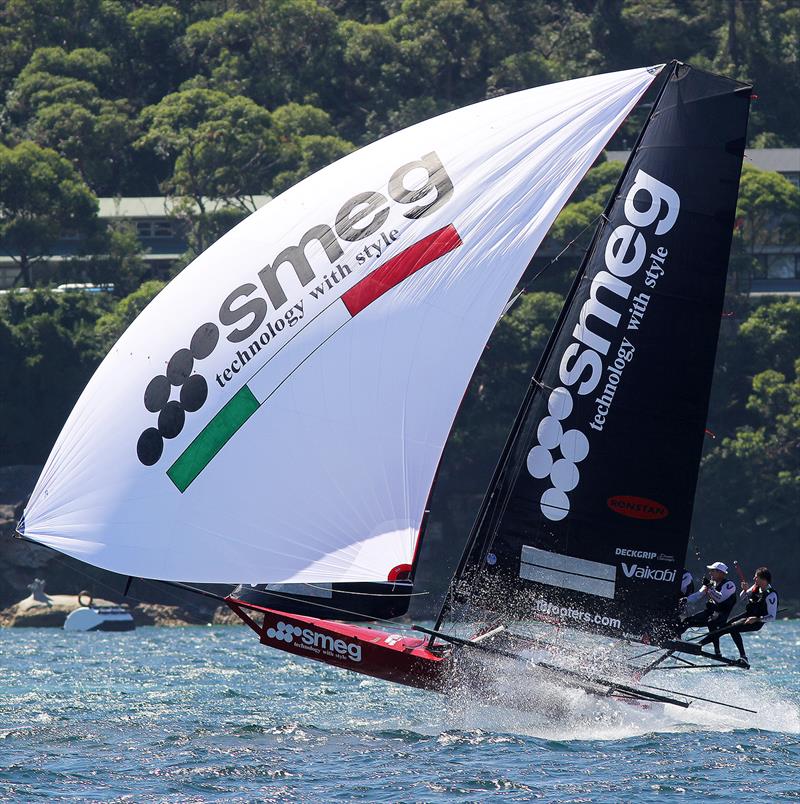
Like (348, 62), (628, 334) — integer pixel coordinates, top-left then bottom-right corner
(63, 592), (135, 632)
(18, 61), (754, 712)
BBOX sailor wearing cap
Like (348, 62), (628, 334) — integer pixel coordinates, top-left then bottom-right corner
(679, 561), (737, 655)
(699, 566), (778, 668)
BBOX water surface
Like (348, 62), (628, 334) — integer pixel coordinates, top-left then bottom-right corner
(1, 622), (798, 801)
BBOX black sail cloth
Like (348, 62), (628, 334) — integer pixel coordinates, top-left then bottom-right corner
(441, 64), (752, 645)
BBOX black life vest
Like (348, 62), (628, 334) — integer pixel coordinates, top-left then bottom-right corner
(745, 585), (778, 619)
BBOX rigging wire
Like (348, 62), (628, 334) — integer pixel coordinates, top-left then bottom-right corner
(500, 212), (606, 318)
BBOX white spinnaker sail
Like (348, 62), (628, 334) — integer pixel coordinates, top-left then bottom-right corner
(21, 66), (660, 584)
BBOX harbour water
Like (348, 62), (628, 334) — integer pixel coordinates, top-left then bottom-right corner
(1, 622), (798, 802)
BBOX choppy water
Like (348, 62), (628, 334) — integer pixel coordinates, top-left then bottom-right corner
(1, 621), (798, 802)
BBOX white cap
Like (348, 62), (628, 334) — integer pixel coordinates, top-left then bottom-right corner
(706, 561), (729, 573)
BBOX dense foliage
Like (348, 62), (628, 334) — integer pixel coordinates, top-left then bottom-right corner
(1, 1), (798, 197)
(0, 1), (797, 285)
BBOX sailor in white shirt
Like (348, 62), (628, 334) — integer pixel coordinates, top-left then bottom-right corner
(680, 561), (737, 655)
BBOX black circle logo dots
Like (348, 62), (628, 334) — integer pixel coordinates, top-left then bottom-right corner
(137, 428), (163, 466)
(167, 349), (193, 385)
(144, 375), (170, 412)
(158, 401), (185, 439)
(180, 374), (208, 412)
(137, 323), (219, 466)
(190, 322), (219, 360)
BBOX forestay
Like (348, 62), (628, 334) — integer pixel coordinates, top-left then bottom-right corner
(20, 67), (659, 585)
(444, 64), (752, 644)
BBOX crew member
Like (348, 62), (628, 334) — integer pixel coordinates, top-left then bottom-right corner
(680, 561), (737, 655)
(701, 566), (778, 668)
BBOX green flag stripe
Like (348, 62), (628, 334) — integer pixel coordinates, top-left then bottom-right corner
(167, 385), (260, 492)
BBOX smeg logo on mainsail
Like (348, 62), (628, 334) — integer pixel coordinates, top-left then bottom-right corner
(526, 170), (680, 521)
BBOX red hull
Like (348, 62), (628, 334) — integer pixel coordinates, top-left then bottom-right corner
(226, 597), (451, 691)
(225, 599), (698, 712)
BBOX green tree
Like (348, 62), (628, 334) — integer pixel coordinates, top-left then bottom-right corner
(728, 164), (800, 291)
(0, 288), (110, 463)
(6, 46), (113, 121)
(338, 19), (404, 136)
(0, 142), (98, 287)
(123, 5), (187, 105)
(709, 0), (800, 147)
(182, 2), (343, 111)
(739, 299), (800, 379)
(94, 280), (167, 353)
(271, 134), (355, 194)
(487, 1), (602, 95)
(26, 98), (134, 194)
(269, 102), (354, 193)
(547, 160), (624, 244)
(0, 1), (126, 96)
(86, 222), (150, 298)
(695, 298), (800, 584)
(698, 361), (800, 569)
(6, 46), (138, 193)
(136, 88), (277, 251)
(735, 163), (800, 256)
(388, 0), (489, 105)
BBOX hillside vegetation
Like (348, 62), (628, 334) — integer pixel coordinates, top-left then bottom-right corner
(0, 1), (798, 606)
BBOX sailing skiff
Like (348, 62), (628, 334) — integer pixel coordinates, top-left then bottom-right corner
(18, 62), (753, 711)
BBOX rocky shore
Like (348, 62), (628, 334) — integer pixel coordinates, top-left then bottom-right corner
(0, 591), (243, 628)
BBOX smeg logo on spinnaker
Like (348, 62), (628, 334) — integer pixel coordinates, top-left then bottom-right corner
(137, 322), (219, 466)
(135, 151), (454, 467)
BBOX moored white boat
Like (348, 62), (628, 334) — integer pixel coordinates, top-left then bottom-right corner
(63, 600), (135, 632)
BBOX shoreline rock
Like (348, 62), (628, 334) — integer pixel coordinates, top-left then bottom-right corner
(0, 594), (209, 628)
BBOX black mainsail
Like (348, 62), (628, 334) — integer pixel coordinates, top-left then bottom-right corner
(438, 63), (752, 645)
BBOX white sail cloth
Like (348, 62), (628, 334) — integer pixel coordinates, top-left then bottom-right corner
(21, 66), (660, 583)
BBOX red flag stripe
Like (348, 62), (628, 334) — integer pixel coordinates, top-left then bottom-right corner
(341, 224), (462, 317)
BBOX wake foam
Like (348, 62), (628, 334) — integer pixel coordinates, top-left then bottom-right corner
(438, 650), (800, 741)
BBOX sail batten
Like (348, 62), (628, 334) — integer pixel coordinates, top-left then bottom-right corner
(21, 67), (660, 585)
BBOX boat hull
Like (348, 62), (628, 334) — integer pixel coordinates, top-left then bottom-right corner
(226, 598), (697, 713)
(63, 606), (136, 632)
(226, 598), (449, 691)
